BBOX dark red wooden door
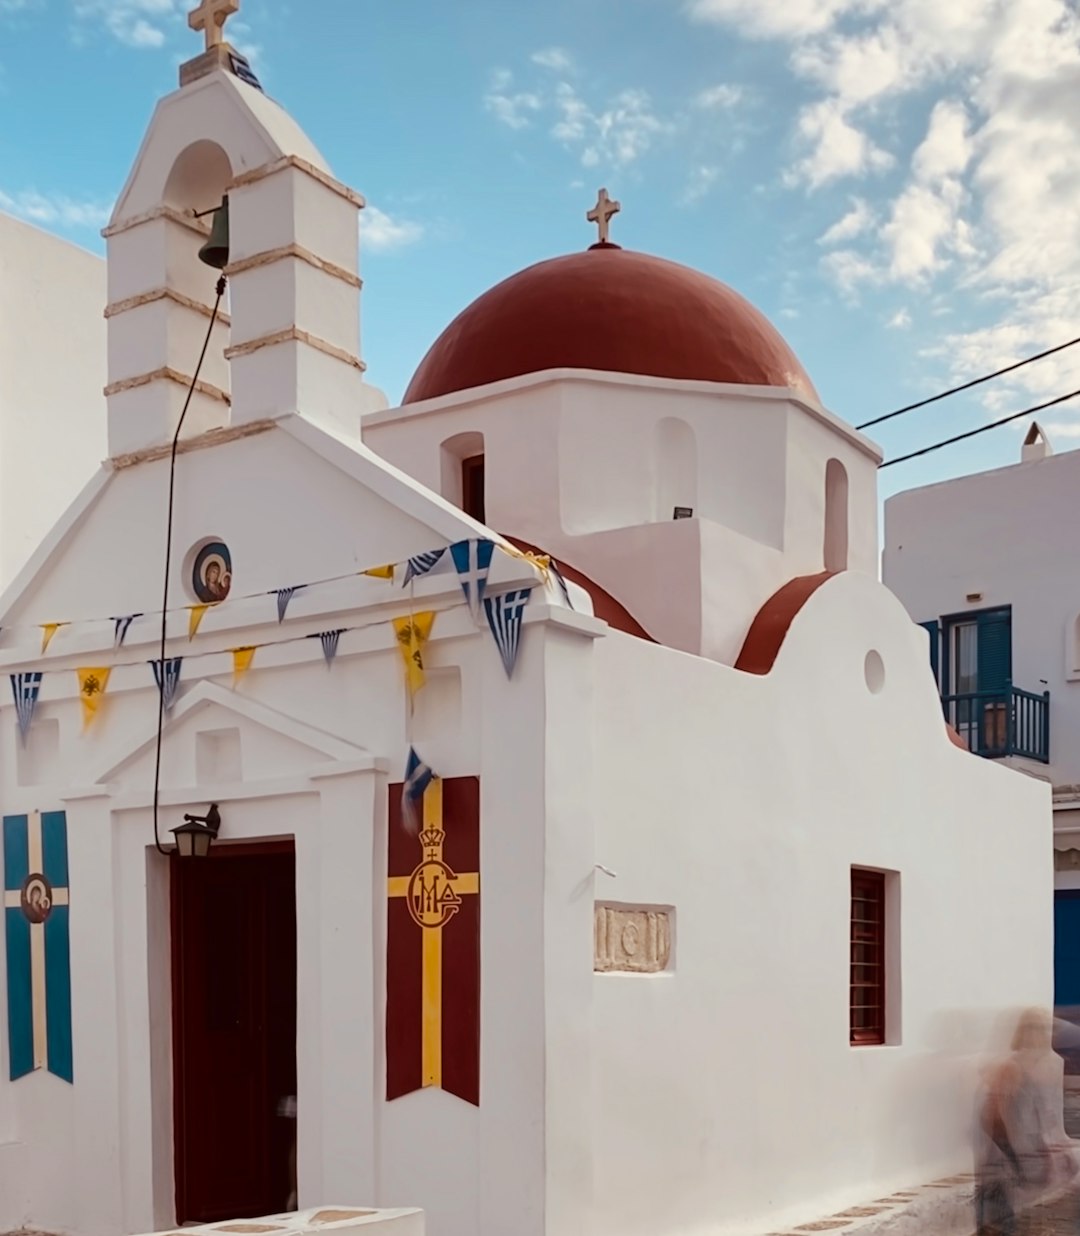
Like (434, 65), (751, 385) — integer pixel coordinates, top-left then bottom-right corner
(172, 844), (297, 1225)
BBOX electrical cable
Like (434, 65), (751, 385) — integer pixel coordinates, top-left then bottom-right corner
(857, 334), (1080, 431)
(151, 274), (227, 856)
(879, 387), (1080, 470)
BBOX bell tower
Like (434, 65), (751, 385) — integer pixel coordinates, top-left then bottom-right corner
(103, 0), (385, 460)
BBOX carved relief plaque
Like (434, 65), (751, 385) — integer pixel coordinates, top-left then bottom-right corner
(594, 903), (673, 973)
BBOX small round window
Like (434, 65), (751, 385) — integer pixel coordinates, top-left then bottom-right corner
(189, 540), (232, 603)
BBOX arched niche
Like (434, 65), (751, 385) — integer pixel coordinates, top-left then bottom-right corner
(824, 458), (849, 572)
(440, 431), (486, 522)
(654, 417), (697, 521)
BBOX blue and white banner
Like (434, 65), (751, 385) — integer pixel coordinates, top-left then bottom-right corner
(484, 588), (533, 680)
(10, 673), (42, 743)
(401, 746), (435, 834)
(403, 548), (446, 586)
(275, 586), (305, 624)
(309, 629), (345, 666)
(3, 811), (73, 1083)
(451, 539), (495, 618)
(150, 658), (183, 714)
(112, 613), (142, 647)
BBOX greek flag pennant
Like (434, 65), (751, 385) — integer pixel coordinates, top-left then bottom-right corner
(150, 658), (183, 714)
(112, 613), (143, 648)
(274, 586), (305, 624)
(10, 673), (42, 743)
(403, 548), (446, 586)
(401, 746), (435, 835)
(550, 560), (573, 609)
(450, 539), (495, 618)
(4, 811), (74, 1083)
(308, 629), (345, 666)
(484, 588), (533, 680)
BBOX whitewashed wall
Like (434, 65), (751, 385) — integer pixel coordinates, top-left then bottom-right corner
(0, 212), (106, 587)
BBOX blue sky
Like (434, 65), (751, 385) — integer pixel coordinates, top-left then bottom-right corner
(2, 0), (1079, 507)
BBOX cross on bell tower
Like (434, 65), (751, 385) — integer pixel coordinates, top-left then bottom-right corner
(188, 0), (239, 50)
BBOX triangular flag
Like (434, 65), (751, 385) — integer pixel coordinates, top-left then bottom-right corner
(188, 604), (212, 640)
(401, 746), (435, 835)
(450, 539), (495, 618)
(77, 667), (111, 730)
(10, 672), (42, 744)
(275, 586), (305, 623)
(402, 548), (446, 586)
(150, 658), (183, 714)
(232, 646), (256, 682)
(363, 564), (395, 580)
(40, 623), (68, 654)
(392, 611), (436, 696)
(112, 613), (143, 647)
(308, 629), (345, 666)
(550, 560), (573, 609)
(484, 588), (533, 680)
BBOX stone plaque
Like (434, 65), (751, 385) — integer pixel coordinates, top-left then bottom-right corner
(594, 903), (672, 973)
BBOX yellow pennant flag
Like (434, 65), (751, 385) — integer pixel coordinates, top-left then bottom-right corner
(188, 604), (212, 640)
(40, 623), (68, 654)
(232, 646), (256, 682)
(363, 564), (395, 580)
(77, 667), (111, 730)
(392, 612), (435, 697)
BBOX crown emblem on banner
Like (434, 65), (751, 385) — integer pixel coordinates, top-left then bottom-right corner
(419, 825), (445, 851)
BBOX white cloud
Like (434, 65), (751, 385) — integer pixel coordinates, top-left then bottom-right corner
(74, 0), (181, 48)
(0, 188), (111, 229)
(686, 0), (869, 40)
(552, 83), (669, 167)
(786, 98), (893, 187)
(681, 164), (721, 204)
(361, 205), (423, 253)
(887, 308), (912, 329)
(695, 83), (743, 108)
(820, 248), (878, 296)
(531, 47), (572, 72)
(484, 69), (542, 129)
(819, 196), (874, 244)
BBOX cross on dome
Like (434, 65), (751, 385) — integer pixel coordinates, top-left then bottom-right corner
(587, 188), (621, 246)
(188, 0), (239, 50)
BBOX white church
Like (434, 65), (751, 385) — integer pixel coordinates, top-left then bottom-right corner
(0, 4), (1053, 1236)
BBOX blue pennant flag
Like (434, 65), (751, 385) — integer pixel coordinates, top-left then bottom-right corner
(484, 588), (533, 680)
(450, 539), (495, 618)
(403, 548), (446, 586)
(550, 561), (573, 610)
(275, 586), (305, 623)
(401, 746), (435, 834)
(4, 811), (73, 1083)
(150, 658), (183, 714)
(10, 673), (42, 744)
(112, 613), (143, 648)
(308, 629), (345, 666)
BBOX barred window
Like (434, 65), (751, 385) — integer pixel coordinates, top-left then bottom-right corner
(850, 869), (886, 1045)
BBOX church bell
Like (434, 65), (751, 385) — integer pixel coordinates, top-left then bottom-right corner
(198, 195), (230, 269)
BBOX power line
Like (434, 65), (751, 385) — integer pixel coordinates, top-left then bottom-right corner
(857, 334), (1080, 431)
(879, 388), (1080, 469)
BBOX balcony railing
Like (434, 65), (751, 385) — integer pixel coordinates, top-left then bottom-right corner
(941, 685), (1050, 764)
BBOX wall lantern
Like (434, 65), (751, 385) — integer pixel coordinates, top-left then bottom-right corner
(171, 804), (222, 859)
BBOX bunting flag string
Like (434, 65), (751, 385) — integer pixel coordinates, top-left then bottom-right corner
(10, 672), (42, 743)
(232, 646), (256, 683)
(309, 629), (344, 666)
(150, 658), (183, 715)
(392, 612), (436, 697)
(450, 539), (495, 619)
(76, 667), (110, 729)
(484, 589), (533, 680)
(187, 604), (212, 641)
(112, 614), (143, 648)
(401, 746), (436, 835)
(40, 623), (68, 655)
(363, 565), (395, 580)
(275, 586), (304, 623)
(403, 549), (446, 586)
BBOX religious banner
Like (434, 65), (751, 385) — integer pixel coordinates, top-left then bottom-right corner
(386, 775), (480, 1106)
(450, 539), (495, 619)
(392, 612), (436, 697)
(484, 589), (533, 679)
(10, 672), (42, 743)
(3, 811), (73, 1082)
(403, 548), (446, 586)
(39, 623), (67, 655)
(77, 667), (110, 729)
(112, 613), (142, 648)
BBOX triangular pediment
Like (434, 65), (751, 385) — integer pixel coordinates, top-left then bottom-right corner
(91, 680), (376, 790)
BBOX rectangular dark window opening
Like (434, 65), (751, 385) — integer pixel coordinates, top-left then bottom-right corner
(461, 454), (486, 524)
(850, 868), (886, 1046)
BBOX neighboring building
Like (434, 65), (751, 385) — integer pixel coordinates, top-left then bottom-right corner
(883, 425), (1080, 1003)
(0, 212), (107, 586)
(0, 11), (1050, 1236)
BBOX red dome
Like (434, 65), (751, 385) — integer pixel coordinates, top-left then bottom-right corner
(404, 244), (817, 404)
